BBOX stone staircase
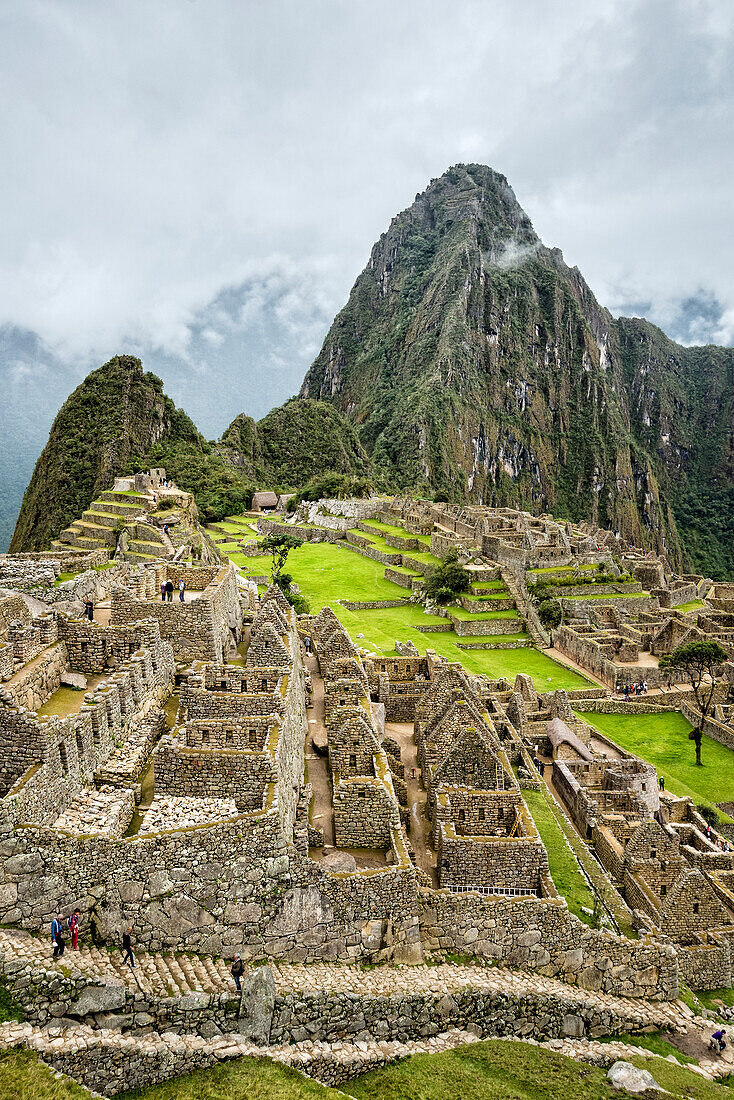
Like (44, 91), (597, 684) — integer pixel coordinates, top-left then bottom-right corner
(502, 568), (551, 648)
(0, 928), (696, 1035)
(0, 929), (234, 999)
(51, 491), (161, 561)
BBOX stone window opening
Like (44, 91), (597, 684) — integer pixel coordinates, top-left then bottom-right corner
(249, 730), (258, 747)
(81, 642), (88, 653)
(261, 679), (268, 692)
(221, 681), (227, 691)
(59, 742), (68, 775)
(226, 731), (234, 745)
(75, 731), (84, 760)
(660, 885), (667, 896)
(349, 754), (357, 769)
(651, 849), (657, 860)
(693, 902), (700, 914)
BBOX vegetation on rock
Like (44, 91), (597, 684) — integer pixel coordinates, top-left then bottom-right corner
(424, 552), (472, 604)
(300, 164), (734, 578)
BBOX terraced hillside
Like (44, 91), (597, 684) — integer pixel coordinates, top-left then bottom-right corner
(207, 512), (592, 690)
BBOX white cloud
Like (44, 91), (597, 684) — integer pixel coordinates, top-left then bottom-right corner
(0, 0), (731, 399)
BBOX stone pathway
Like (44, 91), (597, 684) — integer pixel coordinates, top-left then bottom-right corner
(384, 719), (436, 885)
(1, 1021), (730, 1093)
(304, 654), (335, 849)
(0, 927), (695, 1036)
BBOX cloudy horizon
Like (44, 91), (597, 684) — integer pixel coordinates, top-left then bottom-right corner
(1, 0), (733, 548)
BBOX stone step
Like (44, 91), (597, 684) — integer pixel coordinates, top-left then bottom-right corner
(128, 539), (166, 554)
(0, 927), (697, 1039)
(82, 510), (127, 529)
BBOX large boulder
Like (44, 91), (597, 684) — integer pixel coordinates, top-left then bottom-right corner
(70, 983), (127, 1017)
(238, 966), (275, 1044)
(607, 1061), (661, 1094)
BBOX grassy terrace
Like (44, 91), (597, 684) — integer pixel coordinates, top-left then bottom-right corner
(530, 563), (599, 575)
(449, 607), (517, 620)
(522, 787), (595, 924)
(219, 525), (591, 690)
(7, 1041), (729, 1100)
(676, 599), (706, 612)
(575, 710), (734, 817)
(359, 519), (433, 546)
(563, 591), (650, 600)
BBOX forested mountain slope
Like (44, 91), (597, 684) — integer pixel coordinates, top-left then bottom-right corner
(301, 164), (734, 576)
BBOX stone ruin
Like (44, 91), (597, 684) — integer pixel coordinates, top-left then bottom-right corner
(0, 489), (734, 1094)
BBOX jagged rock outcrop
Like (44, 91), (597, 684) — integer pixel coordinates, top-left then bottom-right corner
(301, 163), (734, 576)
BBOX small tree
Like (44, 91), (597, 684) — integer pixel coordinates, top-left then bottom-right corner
(659, 640), (729, 766)
(261, 533), (302, 582)
(424, 553), (472, 605)
(538, 598), (562, 630)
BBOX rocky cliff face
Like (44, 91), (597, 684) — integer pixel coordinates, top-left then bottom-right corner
(301, 164), (734, 576)
(10, 356), (200, 551)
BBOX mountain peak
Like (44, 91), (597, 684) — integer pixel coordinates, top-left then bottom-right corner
(300, 167), (734, 577)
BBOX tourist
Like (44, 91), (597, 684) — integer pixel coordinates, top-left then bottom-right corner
(667, 678), (672, 692)
(68, 909), (80, 950)
(51, 914), (62, 958)
(84, 600), (94, 622)
(179, 579), (186, 603)
(643, 680), (648, 694)
(165, 579), (174, 602)
(658, 775), (665, 791)
(121, 927), (135, 968)
(53, 916), (66, 960)
(230, 954), (244, 991)
(160, 581), (166, 601)
(711, 1028), (727, 1053)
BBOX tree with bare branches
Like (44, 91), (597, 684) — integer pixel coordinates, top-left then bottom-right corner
(659, 640), (729, 766)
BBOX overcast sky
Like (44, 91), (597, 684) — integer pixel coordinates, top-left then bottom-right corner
(1, 0), (733, 446)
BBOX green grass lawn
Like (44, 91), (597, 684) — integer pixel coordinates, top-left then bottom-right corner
(347, 1040), (733, 1100)
(402, 549), (443, 567)
(359, 520), (434, 547)
(8, 1042), (732, 1100)
(522, 788), (595, 923)
(218, 537), (590, 689)
(676, 600), (706, 612)
(575, 710), (734, 813)
(230, 553), (272, 575)
(211, 520), (253, 535)
(284, 543), (412, 605)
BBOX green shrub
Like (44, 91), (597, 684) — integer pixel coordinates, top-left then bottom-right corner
(425, 555), (472, 604)
(538, 599), (562, 629)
